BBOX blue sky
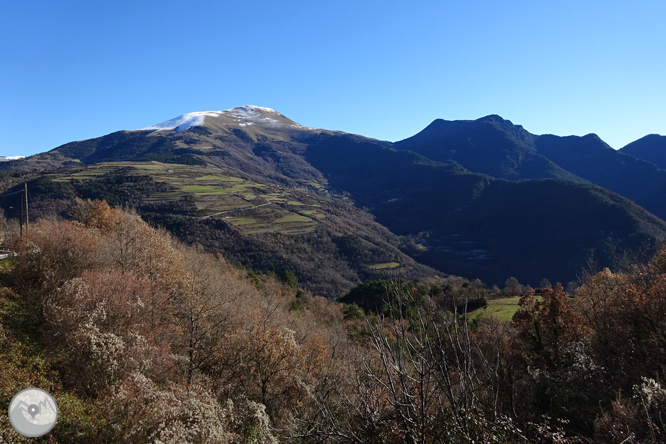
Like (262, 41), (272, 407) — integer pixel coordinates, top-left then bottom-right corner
(1, 0), (665, 157)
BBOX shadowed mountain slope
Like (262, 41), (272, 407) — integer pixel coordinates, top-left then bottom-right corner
(620, 134), (666, 170)
(306, 133), (666, 285)
(395, 115), (666, 220)
(534, 134), (666, 220)
(394, 115), (586, 182)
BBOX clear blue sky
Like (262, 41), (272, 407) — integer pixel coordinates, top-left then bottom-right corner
(1, 0), (665, 157)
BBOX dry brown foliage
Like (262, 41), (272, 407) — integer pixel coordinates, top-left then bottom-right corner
(9, 218), (99, 301)
(3, 202), (349, 441)
(512, 283), (587, 371)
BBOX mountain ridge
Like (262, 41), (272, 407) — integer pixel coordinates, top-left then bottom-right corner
(620, 134), (666, 170)
(395, 115), (666, 220)
(2, 108), (665, 289)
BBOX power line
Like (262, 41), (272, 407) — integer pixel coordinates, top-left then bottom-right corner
(0, 189), (26, 199)
(2, 195), (22, 208)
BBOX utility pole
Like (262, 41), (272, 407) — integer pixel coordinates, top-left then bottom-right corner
(19, 193), (24, 237)
(24, 183), (28, 233)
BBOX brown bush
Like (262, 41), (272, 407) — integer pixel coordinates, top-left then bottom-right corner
(43, 269), (178, 396)
(8, 219), (99, 302)
(575, 260), (666, 390)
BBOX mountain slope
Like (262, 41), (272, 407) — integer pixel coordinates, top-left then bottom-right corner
(305, 133), (666, 285)
(534, 134), (666, 220)
(5, 106), (335, 185)
(3, 107), (666, 288)
(394, 115), (587, 182)
(620, 134), (666, 170)
(395, 116), (666, 220)
(0, 108), (448, 297)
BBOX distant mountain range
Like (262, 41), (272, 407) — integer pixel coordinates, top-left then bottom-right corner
(395, 115), (666, 221)
(2, 106), (665, 292)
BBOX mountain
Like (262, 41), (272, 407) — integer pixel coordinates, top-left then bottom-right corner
(2, 107), (665, 289)
(5, 106), (335, 182)
(1, 107), (447, 298)
(533, 134), (666, 220)
(394, 115), (586, 182)
(306, 133), (666, 285)
(0, 156), (24, 162)
(395, 115), (666, 221)
(620, 134), (666, 170)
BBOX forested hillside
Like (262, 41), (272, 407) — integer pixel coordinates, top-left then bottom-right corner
(0, 170), (445, 299)
(307, 133), (666, 285)
(395, 115), (666, 221)
(1, 201), (666, 442)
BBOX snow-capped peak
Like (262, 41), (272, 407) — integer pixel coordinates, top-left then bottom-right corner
(139, 105), (305, 132)
(0, 156), (24, 162)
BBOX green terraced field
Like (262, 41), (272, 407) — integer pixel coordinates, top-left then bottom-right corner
(301, 210), (326, 219)
(181, 184), (252, 194)
(369, 262), (401, 270)
(228, 217), (258, 225)
(52, 161), (324, 235)
(198, 175), (244, 182)
(274, 214), (312, 223)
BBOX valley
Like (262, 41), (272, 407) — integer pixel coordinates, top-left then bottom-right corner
(2, 107), (666, 443)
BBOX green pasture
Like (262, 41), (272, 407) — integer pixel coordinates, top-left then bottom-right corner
(470, 296), (539, 322)
(228, 217), (258, 225)
(274, 214), (312, 223)
(181, 184), (251, 194)
(197, 175), (243, 182)
(369, 262), (401, 270)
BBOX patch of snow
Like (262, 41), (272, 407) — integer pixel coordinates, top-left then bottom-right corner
(139, 105), (316, 132)
(140, 111), (223, 132)
(223, 105), (286, 128)
(290, 123), (316, 131)
(0, 156), (24, 162)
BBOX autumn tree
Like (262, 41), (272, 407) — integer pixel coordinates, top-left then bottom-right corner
(216, 306), (327, 426)
(81, 199), (122, 231)
(307, 288), (527, 443)
(504, 277), (524, 296)
(511, 284), (604, 435)
(512, 284), (585, 370)
(8, 219), (99, 303)
(170, 250), (255, 386)
(575, 255), (666, 393)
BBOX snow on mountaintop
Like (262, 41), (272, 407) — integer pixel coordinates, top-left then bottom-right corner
(140, 111), (222, 132)
(224, 106), (284, 128)
(0, 156), (24, 162)
(139, 106), (314, 132)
